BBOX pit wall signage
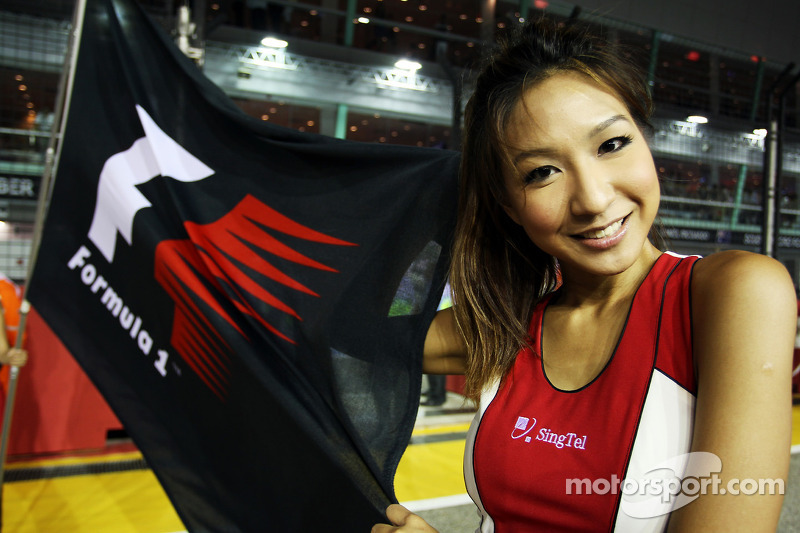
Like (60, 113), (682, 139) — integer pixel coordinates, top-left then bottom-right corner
(664, 227), (800, 249)
(0, 175), (39, 199)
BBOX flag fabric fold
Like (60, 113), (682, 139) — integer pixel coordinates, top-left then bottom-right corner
(25, 0), (460, 530)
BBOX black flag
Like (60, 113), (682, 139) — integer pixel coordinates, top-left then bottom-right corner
(25, 0), (459, 530)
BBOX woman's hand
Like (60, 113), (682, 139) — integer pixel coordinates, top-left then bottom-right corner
(0, 347), (27, 367)
(371, 504), (439, 533)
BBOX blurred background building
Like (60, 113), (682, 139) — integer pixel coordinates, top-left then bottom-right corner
(3, 0), (800, 284)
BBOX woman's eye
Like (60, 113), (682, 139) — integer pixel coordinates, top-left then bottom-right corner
(525, 165), (559, 184)
(598, 135), (632, 155)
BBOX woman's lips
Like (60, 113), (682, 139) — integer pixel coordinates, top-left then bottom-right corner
(572, 215), (630, 249)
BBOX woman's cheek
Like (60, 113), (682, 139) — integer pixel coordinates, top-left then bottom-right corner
(520, 197), (563, 236)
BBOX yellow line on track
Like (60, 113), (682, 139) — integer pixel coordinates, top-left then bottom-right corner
(395, 438), (467, 503)
(411, 423), (471, 436)
(3, 469), (184, 532)
(7, 451), (143, 470)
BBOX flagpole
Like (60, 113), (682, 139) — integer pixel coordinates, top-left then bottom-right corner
(0, 0), (89, 520)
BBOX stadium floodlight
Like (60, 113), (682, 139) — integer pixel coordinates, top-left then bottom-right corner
(394, 59), (422, 71)
(686, 115), (708, 124)
(260, 36), (288, 49)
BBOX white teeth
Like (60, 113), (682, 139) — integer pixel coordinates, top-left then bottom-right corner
(581, 219), (623, 239)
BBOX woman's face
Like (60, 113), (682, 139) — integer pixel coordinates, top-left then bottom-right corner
(501, 71), (660, 280)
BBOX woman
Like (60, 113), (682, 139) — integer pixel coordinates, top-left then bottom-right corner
(373, 17), (794, 533)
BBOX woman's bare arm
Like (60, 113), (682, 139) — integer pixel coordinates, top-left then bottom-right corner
(422, 307), (466, 375)
(667, 251), (794, 532)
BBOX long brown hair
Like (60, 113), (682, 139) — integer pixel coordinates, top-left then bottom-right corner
(451, 18), (655, 400)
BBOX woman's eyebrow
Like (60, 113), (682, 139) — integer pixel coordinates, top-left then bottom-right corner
(588, 114), (630, 139)
(512, 146), (558, 163)
(512, 115), (632, 164)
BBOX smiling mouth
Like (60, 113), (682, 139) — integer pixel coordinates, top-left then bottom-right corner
(575, 216), (628, 239)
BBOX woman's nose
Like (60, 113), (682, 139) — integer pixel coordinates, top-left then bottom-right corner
(569, 164), (615, 217)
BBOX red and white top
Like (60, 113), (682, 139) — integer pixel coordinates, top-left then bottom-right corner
(465, 252), (699, 532)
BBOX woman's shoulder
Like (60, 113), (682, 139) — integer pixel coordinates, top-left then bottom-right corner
(692, 249), (792, 285)
(691, 250), (795, 316)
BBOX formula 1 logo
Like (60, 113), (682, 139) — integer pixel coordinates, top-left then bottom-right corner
(83, 105), (356, 398)
(88, 105), (214, 262)
(154, 195), (356, 398)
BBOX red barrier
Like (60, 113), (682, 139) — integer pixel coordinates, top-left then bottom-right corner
(2, 307), (122, 457)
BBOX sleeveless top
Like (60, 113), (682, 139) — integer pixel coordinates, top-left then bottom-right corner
(464, 252), (700, 532)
